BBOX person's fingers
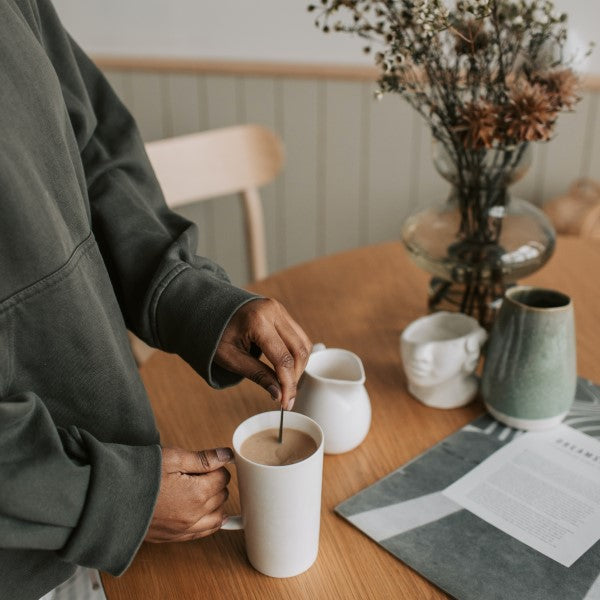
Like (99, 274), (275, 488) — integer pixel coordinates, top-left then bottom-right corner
(174, 523), (224, 542)
(199, 486), (229, 515)
(172, 447), (234, 474)
(274, 319), (311, 383)
(254, 329), (298, 410)
(146, 485), (229, 542)
(216, 345), (283, 401)
(148, 447), (236, 544)
(257, 301), (311, 407)
(214, 298), (313, 410)
(288, 318), (313, 361)
(182, 508), (227, 540)
(275, 306), (313, 355)
(188, 468), (231, 505)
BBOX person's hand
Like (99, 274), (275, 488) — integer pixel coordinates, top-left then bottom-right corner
(145, 447), (232, 543)
(214, 298), (312, 410)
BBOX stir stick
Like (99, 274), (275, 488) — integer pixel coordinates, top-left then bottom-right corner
(278, 405), (284, 444)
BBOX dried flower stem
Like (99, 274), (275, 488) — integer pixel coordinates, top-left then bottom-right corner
(311, 0), (589, 324)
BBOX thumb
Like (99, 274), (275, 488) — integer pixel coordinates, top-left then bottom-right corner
(177, 447), (234, 474)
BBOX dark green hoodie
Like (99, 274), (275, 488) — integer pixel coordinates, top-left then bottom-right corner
(0, 1), (257, 598)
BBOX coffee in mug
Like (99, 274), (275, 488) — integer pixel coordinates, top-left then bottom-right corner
(240, 427), (317, 466)
(221, 411), (324, 578)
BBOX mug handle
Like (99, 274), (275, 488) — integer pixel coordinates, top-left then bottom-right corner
(221, 515), (243, 530)
(220, 455), (242, 530)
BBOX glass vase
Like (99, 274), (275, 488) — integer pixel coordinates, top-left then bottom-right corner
(401, 141), (556, 329)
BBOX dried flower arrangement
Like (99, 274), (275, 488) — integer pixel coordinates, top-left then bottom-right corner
(309, 0), (591, 326)
(309, 0), (585, 150)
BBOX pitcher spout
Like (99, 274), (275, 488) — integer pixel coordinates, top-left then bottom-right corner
(305, 348), (365, 386)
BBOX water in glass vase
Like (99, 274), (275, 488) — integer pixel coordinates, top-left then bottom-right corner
(402, 142), (556, 329)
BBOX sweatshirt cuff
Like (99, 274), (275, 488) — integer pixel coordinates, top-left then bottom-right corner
(58, 432), (162, 576)
(153, 265), (260, 388)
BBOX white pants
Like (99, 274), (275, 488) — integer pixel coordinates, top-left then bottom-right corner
(39, 567), (107, 600)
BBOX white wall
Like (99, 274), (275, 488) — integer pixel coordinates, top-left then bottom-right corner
(52, 0), (369, 65)
(53, 0), (599, 73)
(47, 0), (600, 284)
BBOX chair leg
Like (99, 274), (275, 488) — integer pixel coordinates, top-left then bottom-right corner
(241, 188), (268, 281)
(127, 331), (156, 367)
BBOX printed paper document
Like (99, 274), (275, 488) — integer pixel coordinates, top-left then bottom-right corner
(443, 424), (600, 567)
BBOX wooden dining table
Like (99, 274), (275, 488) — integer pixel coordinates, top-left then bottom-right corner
(102, 236), (600, 599)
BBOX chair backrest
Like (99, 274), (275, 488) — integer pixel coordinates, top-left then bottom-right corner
(145, 124), (284, 281)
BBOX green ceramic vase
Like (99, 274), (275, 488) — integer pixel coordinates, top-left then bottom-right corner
(481, 286), (576, 430)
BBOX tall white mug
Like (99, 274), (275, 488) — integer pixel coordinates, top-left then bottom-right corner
(222, 411), (324, 578)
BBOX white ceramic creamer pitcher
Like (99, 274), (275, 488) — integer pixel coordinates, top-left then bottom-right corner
(294, 346), (371, 454)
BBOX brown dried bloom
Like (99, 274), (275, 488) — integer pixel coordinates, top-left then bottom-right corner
(454, 101), (498, 149)
(532, 69), (580, 110)
(503, 79), (557, 142)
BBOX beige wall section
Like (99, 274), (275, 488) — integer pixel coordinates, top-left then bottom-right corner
(103, 67), (600, 286)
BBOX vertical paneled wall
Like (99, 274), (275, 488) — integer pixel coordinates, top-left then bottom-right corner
(104, 69), (600, 286)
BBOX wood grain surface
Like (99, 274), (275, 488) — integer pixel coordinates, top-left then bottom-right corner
(102, 236), (600, 599)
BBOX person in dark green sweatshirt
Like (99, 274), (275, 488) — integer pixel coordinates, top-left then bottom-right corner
(0, 1), (312, 598)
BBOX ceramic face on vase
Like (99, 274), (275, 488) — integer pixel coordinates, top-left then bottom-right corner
(401, 312), (488, 409)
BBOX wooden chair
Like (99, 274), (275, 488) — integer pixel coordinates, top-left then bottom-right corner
(129, 124), (285, 366)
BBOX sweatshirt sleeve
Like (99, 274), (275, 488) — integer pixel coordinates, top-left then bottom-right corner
(34, 0), (258, 388)
(0, 392), (161, 575)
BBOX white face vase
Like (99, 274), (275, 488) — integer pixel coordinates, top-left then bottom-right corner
(400, 312), (488, 409)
